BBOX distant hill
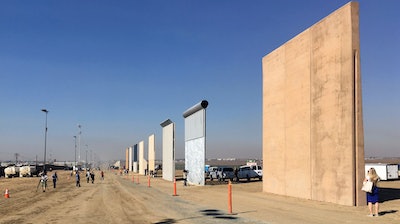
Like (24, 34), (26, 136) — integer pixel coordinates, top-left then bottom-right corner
(365, 157), (400, 164)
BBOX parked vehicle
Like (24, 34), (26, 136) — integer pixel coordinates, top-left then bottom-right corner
(209, 167), (234, 181)
(207, 166), (218, 179)
(365, 163), (398, 181)
(205, 165), (210, 173)
(19, 165), (37, 177)
(216, 167), (235, 181)
(4, 166), (20, 178)
(208, 167), (219, 180)
(236, 165), (262, 181)
(250, 164), (263, 178)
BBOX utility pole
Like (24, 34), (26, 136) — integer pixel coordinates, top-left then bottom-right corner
(41, 109), (49, 172)
(14, 153), (19, 164)
(78, 124), (82, 166)
(73, 136), (77, 169)
(85, 144), (88, 170)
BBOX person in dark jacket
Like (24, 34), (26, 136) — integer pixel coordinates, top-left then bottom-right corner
(90, 171), (95, 184)
(52, 172), (58, 188)
(76, 171), (81, 187)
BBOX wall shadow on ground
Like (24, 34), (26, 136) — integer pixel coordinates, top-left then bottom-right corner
(153, 219), (176, 224)
(377, 188), (400, 216)
(379, 187), (400, 203)
(379, 210), (398, 216)
(153, 209), (238, 224)
(199, 209), (238, 220)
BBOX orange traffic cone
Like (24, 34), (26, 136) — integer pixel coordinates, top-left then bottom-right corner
(4, 189), (9, 198)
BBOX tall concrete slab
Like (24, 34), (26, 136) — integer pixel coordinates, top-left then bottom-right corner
(133, 144), (138, 173)
(129, 146), (133, 172)
(138, 141), (145, 175)
(125, 148), (129, 170)
(160, 119), (175, 182)
(183, 100), (208, 186)
(148, 134), (155, 174)
(262, 2), (365, 206)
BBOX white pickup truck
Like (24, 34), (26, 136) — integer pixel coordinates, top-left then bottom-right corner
(236, 165), (262, 181)
(209, 167), (235, 181)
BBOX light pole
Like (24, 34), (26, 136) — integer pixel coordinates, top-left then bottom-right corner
(78, 124), (82, 165)
(41, 109), (48, 173)
(90, 149), (92, 168)
(73, 136), (77, 169)
(85, 144), (88, 170)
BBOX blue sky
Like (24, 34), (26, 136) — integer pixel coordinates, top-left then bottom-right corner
(0, 1), (399, 162)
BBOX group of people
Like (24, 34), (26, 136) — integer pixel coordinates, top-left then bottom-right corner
(39, 169), (105, 191)
(38, 171), (58, 192)
(75, 170), (104, 187)
(85, 170), (96, 184)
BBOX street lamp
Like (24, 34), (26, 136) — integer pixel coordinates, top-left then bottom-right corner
(73, 136), (77, 169)
(41, 109), (48, 173)
(78, 124), (82, 165)
(85, 144), (88, 170)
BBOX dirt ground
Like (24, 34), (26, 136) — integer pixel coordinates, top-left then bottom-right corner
(0, 170), (399, 224)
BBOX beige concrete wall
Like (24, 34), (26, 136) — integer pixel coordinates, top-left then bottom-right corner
(138, 141), (145, 175)
(129, 146), (132, 172)
(162, 122), (175, 181)
(125, 148), (129, 170)
(148, 134), (155, 173)
(262, 2), (365, 206)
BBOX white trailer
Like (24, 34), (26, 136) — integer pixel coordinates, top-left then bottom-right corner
(19, 165), (37, 177)
(4, 166), (20, 178)
(365, 163), (399, 181)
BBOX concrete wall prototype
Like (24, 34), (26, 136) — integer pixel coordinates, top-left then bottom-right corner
(183, 100), (208, 186)
(129, 146), (133, 172)
(138, 141), (145, 175)
(262, 2), (365, 206)
(133, 144), (138, 173)
(125, 148), (129, 170)
(148, 134), (155, 173)
(160, 119), (175, 181)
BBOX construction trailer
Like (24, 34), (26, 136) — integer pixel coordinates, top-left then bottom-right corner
(365, 163), (399, 181)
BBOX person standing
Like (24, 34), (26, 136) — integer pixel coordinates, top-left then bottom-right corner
(234, 168), (239, 182)
(183, 170), (188, 186)
(86, 170), (90, 183)
(100, 170), (104, 180)
(75, 171), (81, 187)
(52, 172), (58, 188)
(90, 171), (95, 184)
(40, 172), (48, 192)
(364, 167), (380, 217)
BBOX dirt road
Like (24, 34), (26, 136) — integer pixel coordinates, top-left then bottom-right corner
(1, 170), (399, 223)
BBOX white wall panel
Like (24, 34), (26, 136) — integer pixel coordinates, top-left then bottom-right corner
(162, 122), (175, 181)
(138, 141), (145, 175)
(183, 105), (207, 186)
(185, 137), (205, 185)
(184, 110), (205, 141)
(148, 134), (155, 173)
